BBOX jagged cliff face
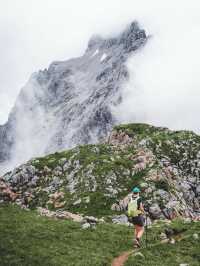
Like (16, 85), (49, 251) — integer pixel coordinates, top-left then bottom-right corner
(0, 22), (147, 172)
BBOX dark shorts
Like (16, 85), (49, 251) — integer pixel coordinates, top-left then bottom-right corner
(130, 215), (145, 227)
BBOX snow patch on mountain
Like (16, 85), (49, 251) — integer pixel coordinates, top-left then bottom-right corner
(91, 49), (99, 57)
(100, 53), (107, 62)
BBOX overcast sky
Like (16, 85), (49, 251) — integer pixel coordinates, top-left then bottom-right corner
(0, 0), (200, 132)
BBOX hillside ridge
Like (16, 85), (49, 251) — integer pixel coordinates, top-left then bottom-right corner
(1, 123), (200, 222)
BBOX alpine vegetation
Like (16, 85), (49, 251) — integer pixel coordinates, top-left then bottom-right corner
(1, 123), (200, 221)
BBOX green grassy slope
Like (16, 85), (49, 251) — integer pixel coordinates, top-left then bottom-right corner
(126, 232), (200, 266)
(0, 204), (133, 266)
(0, 203), (199, 266)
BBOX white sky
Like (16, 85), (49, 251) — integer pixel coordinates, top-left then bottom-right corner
(0, 0), (200, 131)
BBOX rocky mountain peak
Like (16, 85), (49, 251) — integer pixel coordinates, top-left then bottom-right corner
(87, 34), (104, 50)
(86, 21), (146, 54)
(0, 21), (147, 174)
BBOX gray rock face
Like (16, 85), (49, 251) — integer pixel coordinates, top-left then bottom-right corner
(149, 203), (164, 220)
(0, 121), (15, 163)
(81, 223), (91, 229)
(0, 22), (147, 173)
(112, 214), (129, 225)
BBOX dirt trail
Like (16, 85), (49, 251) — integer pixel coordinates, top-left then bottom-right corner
(111, 233), (188, 266)
(111, 250), (133, 266)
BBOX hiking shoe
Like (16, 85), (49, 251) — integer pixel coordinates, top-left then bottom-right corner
(133, 239), (140, 248)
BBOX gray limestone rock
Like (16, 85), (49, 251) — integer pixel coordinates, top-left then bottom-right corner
(149, 203), (164, 219)
(81, 223), (91, 229)
(0, 21), (147, 173)
(112, 214), (129, 225)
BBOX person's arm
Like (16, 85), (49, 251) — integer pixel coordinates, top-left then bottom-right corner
(125, 194), (132, 211)
(139, 202), (145, 213)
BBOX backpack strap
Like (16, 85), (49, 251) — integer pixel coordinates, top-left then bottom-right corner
(137, 197), (142, 210)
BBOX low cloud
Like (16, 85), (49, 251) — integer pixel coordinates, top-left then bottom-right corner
(114, 1), (200, 133)
(0, 0), (200, 174)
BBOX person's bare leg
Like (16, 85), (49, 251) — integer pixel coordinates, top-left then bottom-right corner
(135, 225), (140, 239)
(134, 226), (136, 239)
(137, 226), (144, 239)
(133, 225), (141, 247)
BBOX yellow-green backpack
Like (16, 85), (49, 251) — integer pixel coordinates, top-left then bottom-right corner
(127, 198), (141, 217)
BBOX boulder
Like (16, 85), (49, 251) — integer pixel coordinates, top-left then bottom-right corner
(149, 203), (164, 219)
(112, 214), (129, 225)
(81, 223), (91, 229)
(160, 232), (167, 240)
(83, 216), (98, 223)
(132, 252), (145, 258)
(162, 208), (177, 220)
(193, 233), (199, 240)
(73, 198), (82, 206)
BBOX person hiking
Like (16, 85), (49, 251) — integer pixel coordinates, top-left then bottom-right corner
(127, 187), (145, 248)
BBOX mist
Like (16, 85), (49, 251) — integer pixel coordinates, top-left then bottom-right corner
(113, 2), (200, 133)
(1, 0), (200, 131)
(0, 0), (200, 174)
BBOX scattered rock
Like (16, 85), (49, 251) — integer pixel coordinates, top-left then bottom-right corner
(169, 238), (176, 244)
(160, 238), (169, 244)
(162, 207), (177, 220)
(83, 196), (90, 203)
(193, 233), (199, 240)
(108, 130), (132, 146)
(84, 216), (98, 223)
(73, 198), (82, 205)
(37, 207), (83, 222)
(0, 178), (18, 201)
(132, 252), (145, 258)
(112, 214), (129, 225)
(182, 217), (192, 224)
(149, 203), (164, 219)
(48, 191), (65, 208)
(160, 232), (168, 240)
(98, 217), (105, 223)
(81, 223), (91, 229)
(111, 194), (131, 211)
(54, 201), (66, 208)
(140, 182), (149, 189)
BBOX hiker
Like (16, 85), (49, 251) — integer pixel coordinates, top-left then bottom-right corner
(127, 187), (145, 248)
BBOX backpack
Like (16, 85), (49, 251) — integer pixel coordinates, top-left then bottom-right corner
(127, 197), (142, 217)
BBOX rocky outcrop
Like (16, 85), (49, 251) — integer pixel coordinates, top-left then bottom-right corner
(0, 178), (18, 202)
(0, 21), (147, 172)
(37, 207), (105, 228)
(109, 124), (200, 220)
(1, 123), (200, 222)
(37, 207), (83, 222)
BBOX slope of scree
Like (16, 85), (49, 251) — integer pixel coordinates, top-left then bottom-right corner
(0, 21), (147, 170)
(1, 123), (200, 220)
